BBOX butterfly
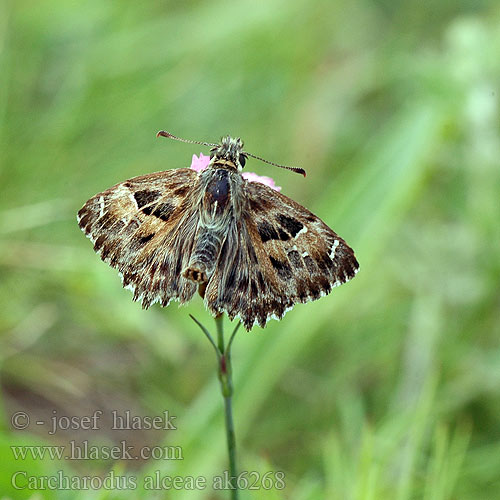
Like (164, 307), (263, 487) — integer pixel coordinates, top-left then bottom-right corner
(77, 131), (359, 330)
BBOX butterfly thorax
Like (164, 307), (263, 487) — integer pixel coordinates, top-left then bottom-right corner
(183, 163), (245, 284)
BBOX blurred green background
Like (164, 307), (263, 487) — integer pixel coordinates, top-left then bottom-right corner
(1, 0), (500, 498)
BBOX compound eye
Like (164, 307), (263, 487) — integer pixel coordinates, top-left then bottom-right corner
(239, 155), (246, 167)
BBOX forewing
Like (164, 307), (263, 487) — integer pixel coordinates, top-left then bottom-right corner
(204, 180), (359, 329)
(77, 168), (200, 308)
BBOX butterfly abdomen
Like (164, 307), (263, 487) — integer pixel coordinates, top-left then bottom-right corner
(183, 227), (224, 283)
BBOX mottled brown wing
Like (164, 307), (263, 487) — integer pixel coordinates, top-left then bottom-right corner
(204, 180), (359, 329)
(77, 168), (200, 308)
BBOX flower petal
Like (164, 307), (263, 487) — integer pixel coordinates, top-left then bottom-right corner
(190, 153), (211, 172)
(190, 154), (281, 191)
(242, 172), (281, 192)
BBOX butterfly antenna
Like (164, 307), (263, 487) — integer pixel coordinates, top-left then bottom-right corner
(245, 152), (306, 177)
(156, 130), (218, 148)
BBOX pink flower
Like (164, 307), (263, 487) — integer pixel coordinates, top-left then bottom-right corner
(190, 153), (281, 192)
(191, 153), (211, 172)
(241, 172), (281, 192)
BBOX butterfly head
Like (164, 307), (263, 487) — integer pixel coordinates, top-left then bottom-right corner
(209, 136), (248, 171)
(156, 130), (306, 176)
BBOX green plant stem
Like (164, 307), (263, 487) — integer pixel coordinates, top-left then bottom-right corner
(190, 314), (239, 498)
(215, 315), (239, 499)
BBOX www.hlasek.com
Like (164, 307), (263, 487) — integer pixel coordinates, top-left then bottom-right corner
(11, 441), (183, 461)
(11, 470), (286, 491)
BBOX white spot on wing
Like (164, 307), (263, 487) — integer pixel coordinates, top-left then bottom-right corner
(98, 196), (105, 217)
(295, 226), (308, 237)
(329, 239), (340, 259)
